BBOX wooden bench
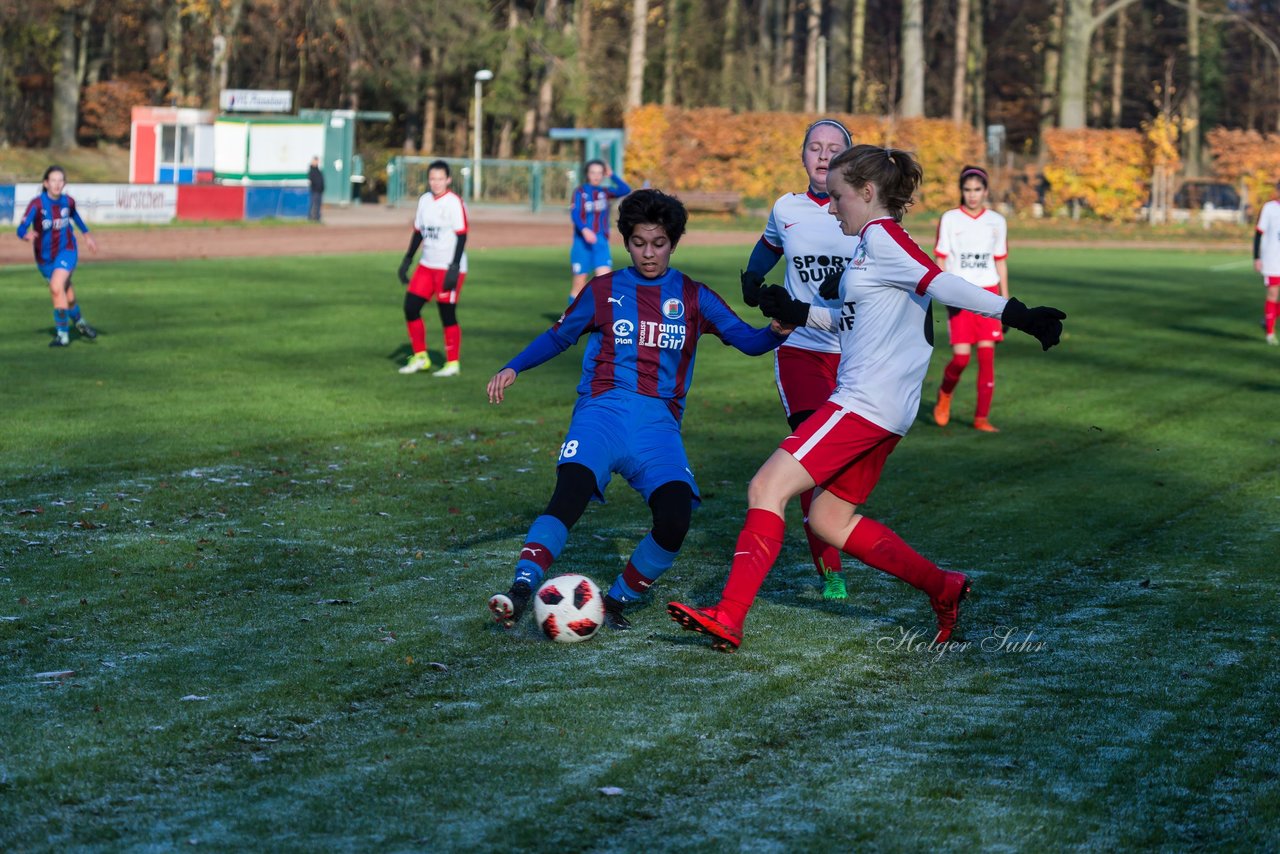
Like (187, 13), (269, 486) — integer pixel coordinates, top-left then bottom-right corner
(674, 190), (742, 214)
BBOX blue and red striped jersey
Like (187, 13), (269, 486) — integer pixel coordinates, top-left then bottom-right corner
(570, 175), (631, 238)
(16, 192), (89, 265)
(505, 266), (785, 420)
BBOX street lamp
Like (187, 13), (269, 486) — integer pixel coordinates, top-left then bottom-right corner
(473, 69), (493, 202)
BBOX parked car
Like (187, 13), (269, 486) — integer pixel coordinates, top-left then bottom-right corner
(1173, 180), (1241, 211)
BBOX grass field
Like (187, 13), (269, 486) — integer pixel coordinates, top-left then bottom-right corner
(1, 241), (1277, 850)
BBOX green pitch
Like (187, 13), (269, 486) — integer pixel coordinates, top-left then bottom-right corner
(1, 245), (1276, 849)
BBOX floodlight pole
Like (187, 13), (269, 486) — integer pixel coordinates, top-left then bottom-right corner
(473, 69), (493, 202)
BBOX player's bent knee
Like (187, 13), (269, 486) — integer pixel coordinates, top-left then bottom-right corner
(648, 482), (693, 551)
(437, 303), (458, 327)
(403, 293), (427, 321)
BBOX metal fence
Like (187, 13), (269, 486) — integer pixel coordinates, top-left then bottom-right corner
(387, 156), (580, 212)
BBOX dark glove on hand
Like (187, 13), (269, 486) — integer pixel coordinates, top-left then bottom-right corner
(818, 270), (843, 301)
(397, 256), (412, 286)
(740, 269), (764, 307)
(442, 264), (460, 292)
(1001, 296), (1066, 351)
(758, 285), (810, 327)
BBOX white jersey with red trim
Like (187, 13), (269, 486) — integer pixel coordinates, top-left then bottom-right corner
(414, 190), (469, 272)
(933, 207), (1007, 287)
(762, 191), (859, 353)
(1257, 200), (1280, 277)
(805, 218), (1006, 436)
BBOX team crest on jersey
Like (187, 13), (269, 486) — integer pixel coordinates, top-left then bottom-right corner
(662, 298), (684, 319)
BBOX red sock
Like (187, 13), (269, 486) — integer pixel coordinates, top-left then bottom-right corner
(799, 489), (841, 578)
(407, 318), (426, 354)
(1266, 300), (1280, 335)
(717, 509), (786, 627)
(940, 353), (970, 394)
(842, 517), (945, 598)
(443, 324), (461, 362)
(975, 347), (996, 419)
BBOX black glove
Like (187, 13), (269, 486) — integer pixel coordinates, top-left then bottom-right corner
(398, 256), (412, 286)
(1001, 297), (1066, 351)
(818, 270), (843, 301)
(442, 264), (460, 292)
(741, 269), (764, 307)
(758, 285), (810, 327)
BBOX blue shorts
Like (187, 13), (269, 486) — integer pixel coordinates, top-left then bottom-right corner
(570, 234), (613, 275)
(558, 391), (701, 506)
(37, 251), (77, 281)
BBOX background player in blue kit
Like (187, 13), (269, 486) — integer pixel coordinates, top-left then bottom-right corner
(16, 165), (99, 347)
(568, 159), (631, 301)
(739, 118), (856, 601)
(487, 189), (792, 631)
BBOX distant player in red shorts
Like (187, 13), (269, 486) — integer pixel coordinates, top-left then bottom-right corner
(1253, 181), (1280, 346)
(740, 119), (858, 600)
(397, 160), (467, 377)
(668, 145), (1066, 652)
(931, 165), (1009, 431)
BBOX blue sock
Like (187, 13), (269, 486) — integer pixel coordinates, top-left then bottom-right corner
(68, 305), (82, 324)
(53, 308), (69, 337)
(608, 533), (678, 602)
(513, 515), (570, 589)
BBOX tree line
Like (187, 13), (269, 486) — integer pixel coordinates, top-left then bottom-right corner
(1, 0), (1277, 173)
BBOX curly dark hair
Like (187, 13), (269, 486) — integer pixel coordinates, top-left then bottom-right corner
(616, 188), (688, 246)
(828, 144), (924, 221)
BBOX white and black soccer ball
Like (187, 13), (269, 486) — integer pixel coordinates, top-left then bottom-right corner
(533, 574), (604, 643)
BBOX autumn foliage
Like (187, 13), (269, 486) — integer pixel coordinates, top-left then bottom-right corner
(80, 77), (154, 144)
(1205, 127), (1280, 211)
(625, 106), (984, 212)
(1040, 128), (1150, 220)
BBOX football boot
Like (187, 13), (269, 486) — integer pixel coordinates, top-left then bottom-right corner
(488, 580), (532, 629)
(933, 389), (952, 426)
(603, 595), (632, 630)
(667, 601), (742, 652)
(930, 571), (972, 644)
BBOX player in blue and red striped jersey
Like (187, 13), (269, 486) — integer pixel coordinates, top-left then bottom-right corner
(568, 159), (631, 301)
(487, 189), (792, 631)
(16, 165), (99, 347)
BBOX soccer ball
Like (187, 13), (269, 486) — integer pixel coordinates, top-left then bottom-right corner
(533, 574), (604, 643)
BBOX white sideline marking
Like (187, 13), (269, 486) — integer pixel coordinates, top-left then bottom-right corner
(1209, 259), (1252, 272)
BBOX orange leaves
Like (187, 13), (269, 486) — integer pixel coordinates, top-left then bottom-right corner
(624, 107), (983, 211)
(1206, 127), (1280, 211)
(1041, 128), (1150, 221)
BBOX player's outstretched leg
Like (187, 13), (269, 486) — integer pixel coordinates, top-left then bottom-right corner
(841, 516), (972, 644)
(668, 508), (785, 652)
(603, 483), (691, 630)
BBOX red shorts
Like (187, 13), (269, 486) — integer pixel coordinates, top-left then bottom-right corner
(408, 265), (466, 304)
(1265, 276), (1280, 286)
(947, 285), (1003, 345)
(775, 346), (841, 420)
(779, 401), (902, 505)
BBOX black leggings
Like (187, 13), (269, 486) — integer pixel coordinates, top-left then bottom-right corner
(544, 463), (693, 551)
(403, 293), (458, 328)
